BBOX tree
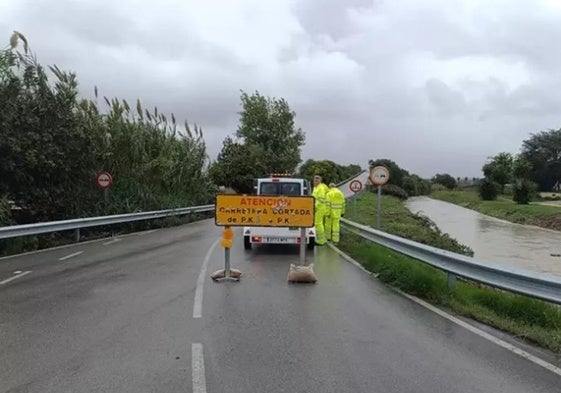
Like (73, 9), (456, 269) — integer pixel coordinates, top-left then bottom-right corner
(297, 159), (340, 184)
(402, 176), (419, 196)
(520, 129), (561, 191)
(432, 173), (457, 190)
(235, 91), (305, 174)
(339, 164), (363, 181)
(482, 152), (513, 193)
(512, 156), (532, 180)
(208, 137), (265, 193)
(402, 174), (431, 196)
(297, 159), (362, 185)
(512, 156), (536, 204)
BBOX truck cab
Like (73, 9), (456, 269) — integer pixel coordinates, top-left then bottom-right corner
(243, 174), (316, 250)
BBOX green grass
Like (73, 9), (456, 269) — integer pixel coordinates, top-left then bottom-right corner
(432, 190), (561, 231)
(340, 191), (561, 353)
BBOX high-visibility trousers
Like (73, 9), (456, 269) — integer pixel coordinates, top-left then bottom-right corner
(315, 207), (327, 245)
(326, 212), (342, 243)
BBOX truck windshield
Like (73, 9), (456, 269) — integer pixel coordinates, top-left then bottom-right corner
(260, 182), (301, 196)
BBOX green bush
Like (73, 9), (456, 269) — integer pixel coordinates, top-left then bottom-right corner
(478, 178), (499, 200)
(401, 176), (418, 196)
(0, 196), (12, 225)
(401, 175), (431, 196)
(380, 184), (409, 200)
(512, 180), (537, 204)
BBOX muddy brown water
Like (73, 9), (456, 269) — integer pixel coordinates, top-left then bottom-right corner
(405, 196), (561, 277)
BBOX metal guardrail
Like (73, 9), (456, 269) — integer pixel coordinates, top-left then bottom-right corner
(2, 206), (560, 305)
(0, 204), (215, 240)
(341, 217), (561, 305)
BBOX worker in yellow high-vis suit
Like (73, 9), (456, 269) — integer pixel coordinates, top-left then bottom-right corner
(312, 175), (330, 245)
(325, 183), (346, 244)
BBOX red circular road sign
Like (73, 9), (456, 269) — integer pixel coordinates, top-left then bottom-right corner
(96, 171), (113, 189)
(370, 166), (390, 186)
(349, 180), (363, 193)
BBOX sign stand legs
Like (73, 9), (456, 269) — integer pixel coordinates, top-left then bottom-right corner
(213, 225), (240, 282)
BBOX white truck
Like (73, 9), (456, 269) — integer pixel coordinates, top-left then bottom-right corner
(243, 174), (316, 250)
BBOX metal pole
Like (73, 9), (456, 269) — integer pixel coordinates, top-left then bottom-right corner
(225, 248), (231, 277)
(74, 228), (80, 243)
(299, 227), (306, 265)
(353, 196), (356, 219)
(104, 188), (108, 215)
(447, 273), (457, 292)
(225, 225), (231, 277)
(377, 185), (382, 229)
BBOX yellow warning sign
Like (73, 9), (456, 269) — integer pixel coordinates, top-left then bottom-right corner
(215, 194), (315, 227)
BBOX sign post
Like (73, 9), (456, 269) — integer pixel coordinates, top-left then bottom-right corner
(220, 226), (235, 280)
(214, 194), (315, 280)
(349, 179), (363, 219)
(96, 171), (113, 214)
(369, 166), (390, 229)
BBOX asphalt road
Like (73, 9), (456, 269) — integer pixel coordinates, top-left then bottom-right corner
(1, 219), (560, 392)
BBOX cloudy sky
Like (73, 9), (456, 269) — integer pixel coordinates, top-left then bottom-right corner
(3, 0), (561, 178)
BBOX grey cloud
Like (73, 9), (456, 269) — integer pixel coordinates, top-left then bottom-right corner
(424, 79), (467, 115)
(292, 0), (374, 40)
(4, 0), (561, 179)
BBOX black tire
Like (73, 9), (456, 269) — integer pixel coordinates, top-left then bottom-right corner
(307, 237), (315, 250)
(244, 236), (252, 250)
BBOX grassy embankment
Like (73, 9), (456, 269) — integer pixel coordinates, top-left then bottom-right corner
(431, 190), (561, 231)
(339, 191), (561, 353)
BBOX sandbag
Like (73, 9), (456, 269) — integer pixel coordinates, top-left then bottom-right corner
(287, 263), (317, 283)
(210, 268), (242, 280)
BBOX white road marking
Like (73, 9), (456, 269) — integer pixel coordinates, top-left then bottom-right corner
(14, 270), (22, 274)
(192, 343), (207, 393)
(137, 229), (158, 236)
(59, 251), (83, 261)
(103, 238), (122, 245)
(0, 271), (31, 285)
(193, 238), (220, 318)
(331, 244), (561, 377)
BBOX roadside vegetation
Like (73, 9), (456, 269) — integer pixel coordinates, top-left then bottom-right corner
(341, 191), (561, 352)
(0, 32), (218, 255)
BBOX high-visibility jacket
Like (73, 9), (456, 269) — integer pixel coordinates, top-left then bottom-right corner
(312, 182), (330, 215)
(326, 187), (346, 218)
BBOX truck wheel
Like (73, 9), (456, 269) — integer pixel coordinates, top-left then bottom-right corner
(307, 237), (315, 250)
(244, 236), (252, 250)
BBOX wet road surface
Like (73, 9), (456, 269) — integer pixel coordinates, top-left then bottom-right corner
(1, 219), (560, 392)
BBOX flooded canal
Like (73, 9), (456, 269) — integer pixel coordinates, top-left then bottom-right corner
(405, 196), (561, 277)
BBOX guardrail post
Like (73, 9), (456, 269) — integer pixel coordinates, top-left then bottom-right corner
(74, 228), (80, 243)
(447, 273), (457, 292)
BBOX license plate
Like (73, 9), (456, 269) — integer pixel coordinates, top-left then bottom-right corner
(264, 237), (294, 243)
